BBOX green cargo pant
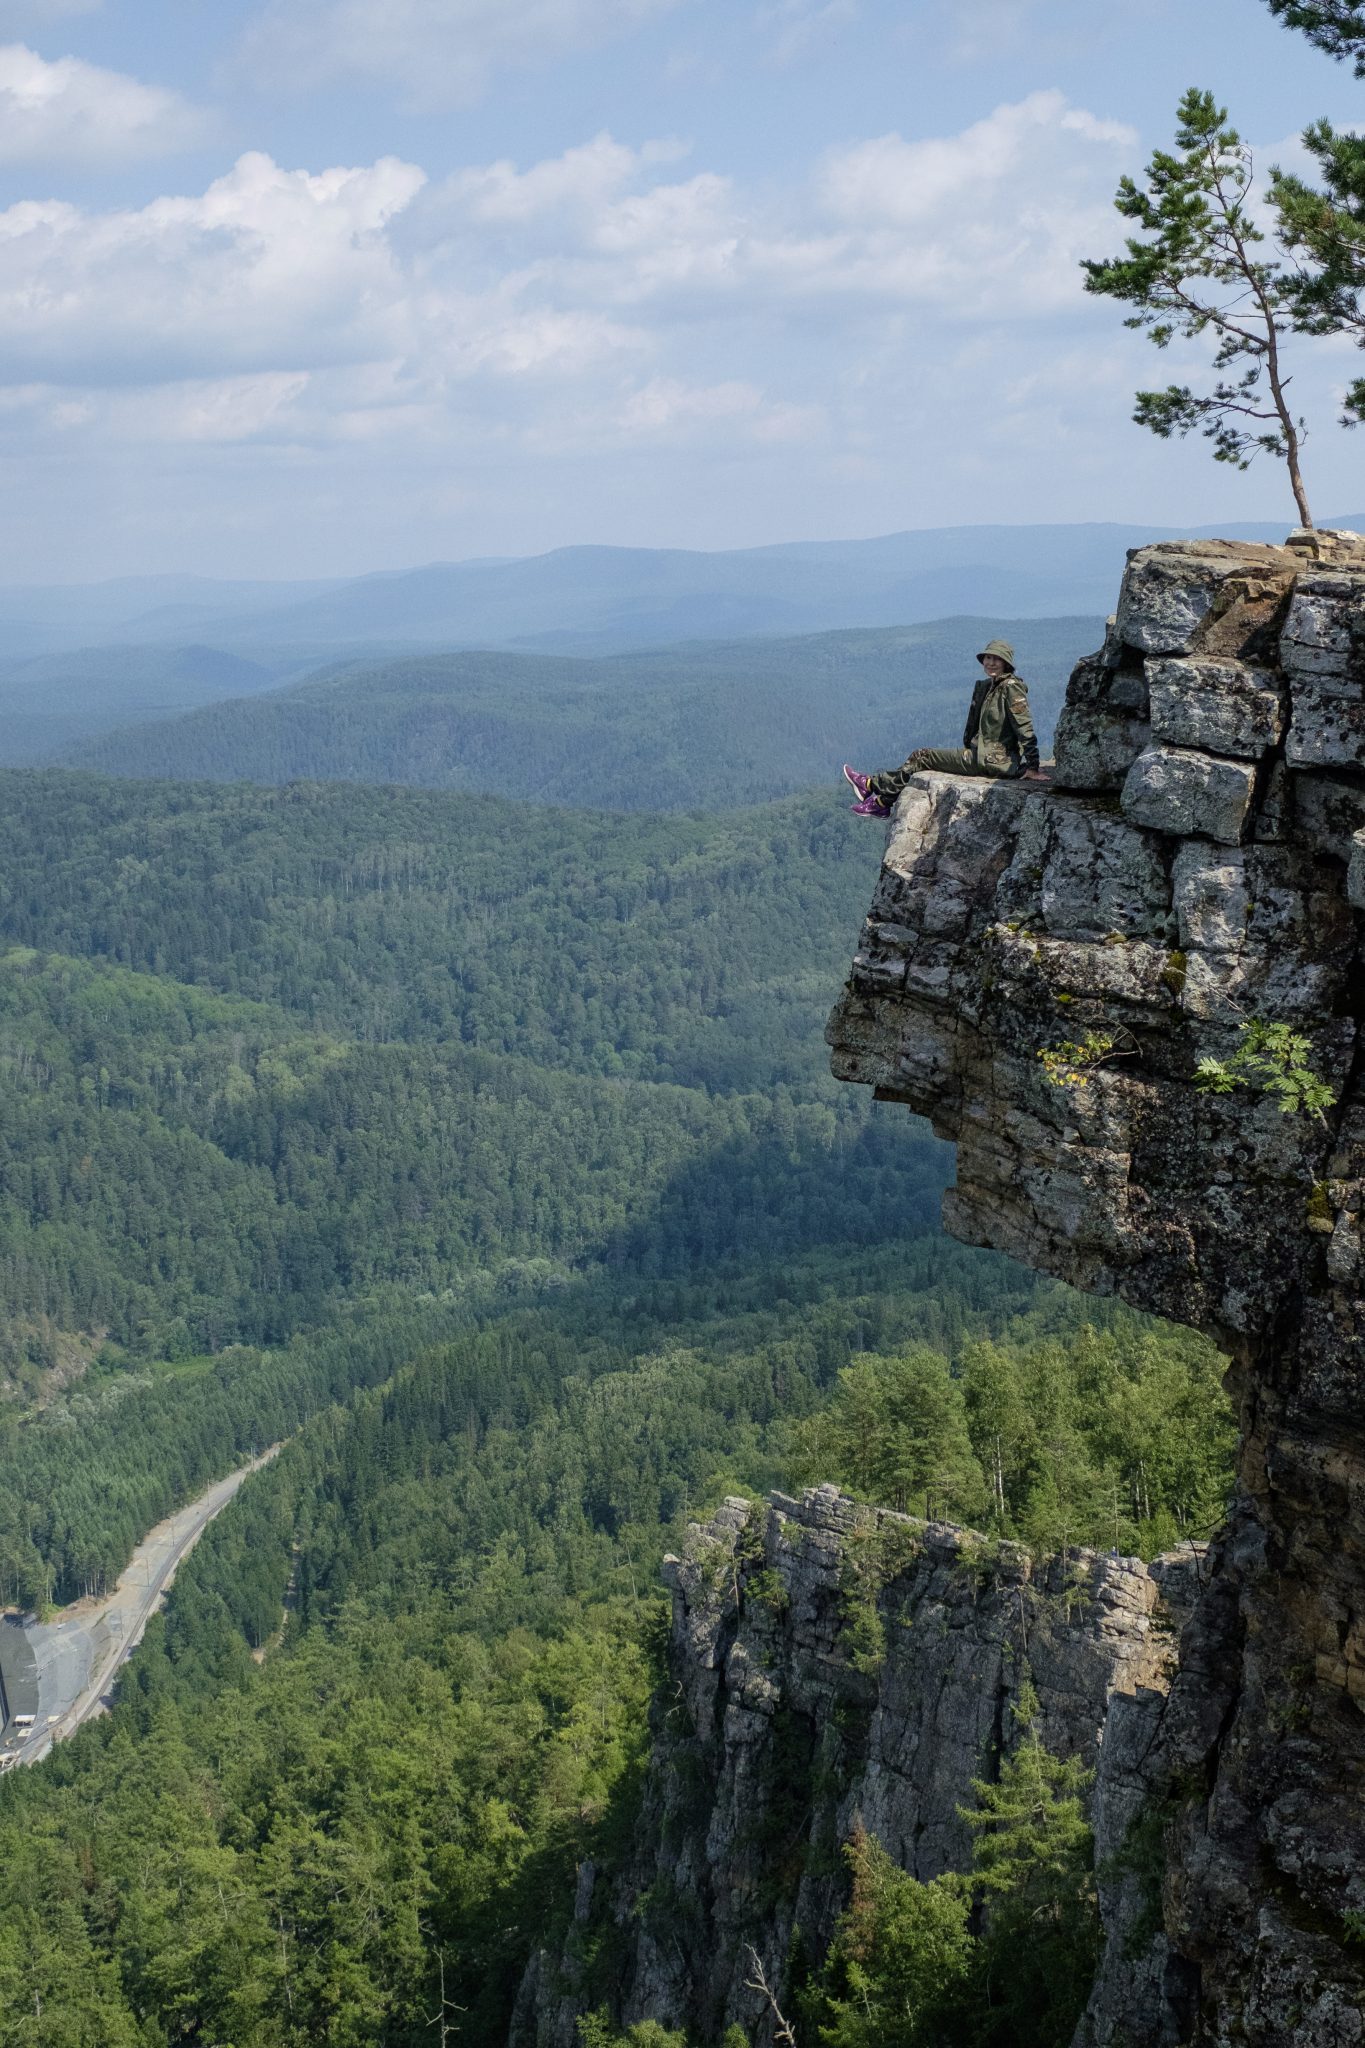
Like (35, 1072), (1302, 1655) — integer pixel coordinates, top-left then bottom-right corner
(867, 748), (1007, 804)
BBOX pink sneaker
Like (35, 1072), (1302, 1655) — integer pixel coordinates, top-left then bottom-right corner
(850, 792), (891, 818)
(842, 764), (871, 799)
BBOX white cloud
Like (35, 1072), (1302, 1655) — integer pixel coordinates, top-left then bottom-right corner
(440, 131), (689, 231)
(0, 43), (205, 163)
(586, 171), (742, 291)
(0, 152), (427, 383)
(0, 95), (1143, 501)
(0, 143), (656, 453)
(421, 92), (1135, 321)
(619, 374), (820, 441)
(448, 301), (647, 377)
(116, 371), (313, 443)
(411, 137), (748, 304)
(817, 91), (1135, 231)
(239, 0), (686, 109)
(0, 91), (1138, 436)
(1059, 107), (1139, 148)
(792, 92), (1136, 313)
(757, 0), (858, 66)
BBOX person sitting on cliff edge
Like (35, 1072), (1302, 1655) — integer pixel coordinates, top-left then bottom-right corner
(843, 639), (1047, 817)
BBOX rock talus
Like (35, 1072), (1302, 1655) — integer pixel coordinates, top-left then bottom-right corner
(826, 533), (1365, 2047)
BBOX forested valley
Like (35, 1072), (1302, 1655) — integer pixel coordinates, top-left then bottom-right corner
(66, 617), (1090, 810)
(0, 767), (1234, 2045)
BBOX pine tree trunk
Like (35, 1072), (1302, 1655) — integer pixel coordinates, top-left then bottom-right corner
(1261, 300), (1314, 527)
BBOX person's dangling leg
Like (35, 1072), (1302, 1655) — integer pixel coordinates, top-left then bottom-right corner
(901, 748), (981, 778)
(865, 747), (974, 803)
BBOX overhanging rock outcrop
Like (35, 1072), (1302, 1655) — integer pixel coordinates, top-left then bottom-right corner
(826, 531), (1365, 2048)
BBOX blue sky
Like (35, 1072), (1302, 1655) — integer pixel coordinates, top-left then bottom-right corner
(0, 0), (1361, 579)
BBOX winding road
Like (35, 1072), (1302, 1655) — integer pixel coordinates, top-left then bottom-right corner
(1, 1447), (279, 1767)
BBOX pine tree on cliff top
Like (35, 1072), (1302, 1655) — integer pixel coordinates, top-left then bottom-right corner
(1083, 88), (1315, 527)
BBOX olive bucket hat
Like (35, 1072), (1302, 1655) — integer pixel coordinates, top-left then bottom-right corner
(977, 638), (1016, 669)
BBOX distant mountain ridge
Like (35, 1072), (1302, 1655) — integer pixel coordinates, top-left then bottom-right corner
(16, 518), (1364, 779)
(9, 517), (1365, 661)
(71, 613), (1097, 811)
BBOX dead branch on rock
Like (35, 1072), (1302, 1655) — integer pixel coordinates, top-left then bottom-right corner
(743, 1944), (797, 2045)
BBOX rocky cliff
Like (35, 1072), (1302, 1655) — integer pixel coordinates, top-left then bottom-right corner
(826, 529), (1365, 2047)
(513, 1485), (1200, 2048)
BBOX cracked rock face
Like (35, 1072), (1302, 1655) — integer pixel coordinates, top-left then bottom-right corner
(511, 1487), (1190, 2048)
(826, 535), (1365, 2048)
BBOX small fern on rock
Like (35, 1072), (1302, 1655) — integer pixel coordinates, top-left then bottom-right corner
(1194, 1019), (1336, 1123)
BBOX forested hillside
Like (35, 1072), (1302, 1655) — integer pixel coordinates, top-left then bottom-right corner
(0, 1259), (1232, 2044)
(0, 946), (944, 1351)
(0, 772), (875, 1085)
(69, 616), (1090, 807)
(0, 772), (952, 1604)
(0, 764), (1235, 2046)
(0, 642), (288, 766)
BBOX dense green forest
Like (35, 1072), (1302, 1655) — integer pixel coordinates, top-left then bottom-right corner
(69, 615), (1089, 808)
(0, 766), (1234, 2045)
(0, 947), (941, 1356)
(0, 1258), (1231, 2045)
(0, 774), (955, 1601)
(0, 772), (875, 1086)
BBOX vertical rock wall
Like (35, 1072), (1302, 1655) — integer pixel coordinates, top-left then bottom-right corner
(513, 1487), (1194, 2048)
(826, 532), (1365, 2047)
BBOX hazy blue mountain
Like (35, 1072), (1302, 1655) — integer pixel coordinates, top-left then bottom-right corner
(0, 644), (292, 766)
(8, 518), (1362, 661)
(71, 612), (1097, 810)
(193, 519), (1365, 652)
(0, 642), (279, 706)
(111, 528), (1212, 651)
(0, 571), (341, 634)
(16, 518), (1362, 767)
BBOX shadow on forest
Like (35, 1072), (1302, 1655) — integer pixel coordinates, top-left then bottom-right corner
(597, 1111), (952, 1276)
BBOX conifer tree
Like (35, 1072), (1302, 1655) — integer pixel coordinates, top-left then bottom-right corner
(1265, 3), (1365, 424)
(961, 1684), (1100, 2048)
(1083, 88), (1315, 526)
(787, 1347), (987, 1523)
(1272, 128), (1365, 424)
(1266, 0), (1365, 70)
(810, 1825), (972, 2048)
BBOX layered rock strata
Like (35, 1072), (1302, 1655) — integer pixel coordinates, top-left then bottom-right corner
(826, 533), (1365, 2047)
(512, 1485), (1197, 2048)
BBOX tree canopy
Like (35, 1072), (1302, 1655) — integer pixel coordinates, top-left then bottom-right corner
(0, 765), (1235, 2044)
(1267, 0), (1365, 71)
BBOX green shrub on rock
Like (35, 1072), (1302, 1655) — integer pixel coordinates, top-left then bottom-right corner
(577, 2013), (690, 2047)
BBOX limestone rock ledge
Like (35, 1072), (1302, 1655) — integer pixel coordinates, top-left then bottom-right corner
(511, 1485), (1195, 2048)
(827, 534), (1365, 2047)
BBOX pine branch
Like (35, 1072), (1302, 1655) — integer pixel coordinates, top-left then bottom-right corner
(1266, 0), (1365, 73)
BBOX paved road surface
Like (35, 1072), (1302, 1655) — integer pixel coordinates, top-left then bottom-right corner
(1, 1447), (278, 1768)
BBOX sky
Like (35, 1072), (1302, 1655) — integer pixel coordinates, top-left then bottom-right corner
(1, 0), (1362, 580)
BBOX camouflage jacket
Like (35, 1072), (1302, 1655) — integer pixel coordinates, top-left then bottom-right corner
(963, 672), (1039, 775)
